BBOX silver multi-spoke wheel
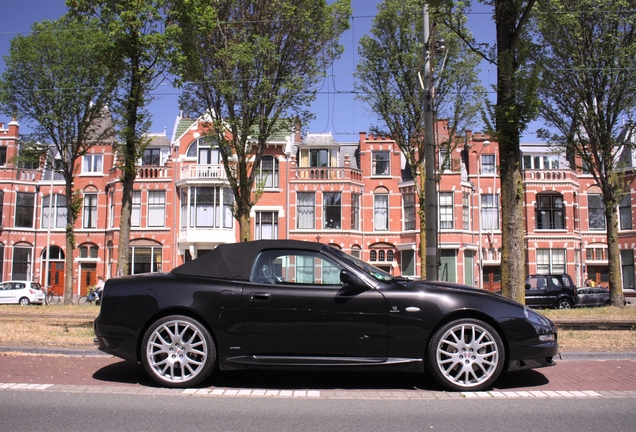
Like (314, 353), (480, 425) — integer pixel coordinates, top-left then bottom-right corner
(428, 319), (504, 391)
(142, 316), (215, 388)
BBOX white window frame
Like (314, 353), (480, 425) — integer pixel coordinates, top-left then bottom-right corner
(82, 154), (103, 174)
(147, 191), (166, 227)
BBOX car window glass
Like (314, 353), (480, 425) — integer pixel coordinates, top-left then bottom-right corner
(251, 250), (343, 286)
(527, 277), (546, 289)
(328, 247), (394, 282)
(551, 277), (561, 287)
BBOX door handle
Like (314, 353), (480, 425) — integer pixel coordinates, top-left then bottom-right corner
(249, 292), (271, 302)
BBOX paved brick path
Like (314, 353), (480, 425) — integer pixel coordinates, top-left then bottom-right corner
(1, 352), (635, 396)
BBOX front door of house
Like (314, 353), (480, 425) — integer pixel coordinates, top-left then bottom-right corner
(80, 263), (97, 296)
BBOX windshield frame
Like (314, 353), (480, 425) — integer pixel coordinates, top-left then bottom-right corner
(326, 246), (395, 283)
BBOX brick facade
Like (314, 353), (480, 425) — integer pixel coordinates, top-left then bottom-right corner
(1, 115), (635, 295)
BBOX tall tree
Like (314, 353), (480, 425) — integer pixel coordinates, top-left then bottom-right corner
(67, 0), (175, 276)
(170, 0), (351, 242)
(531, 0), (636, 307)
(435, 0), (539, 302)
(0, 16), (120, 304)
(355, 0), (484, 279)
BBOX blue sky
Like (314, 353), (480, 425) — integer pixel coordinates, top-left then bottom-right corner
(1, 1), (539, 143)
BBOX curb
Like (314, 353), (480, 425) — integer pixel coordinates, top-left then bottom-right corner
(558, 351), (636, 361)
(0, 346), (111, 357)
(553, 320), (635, 330)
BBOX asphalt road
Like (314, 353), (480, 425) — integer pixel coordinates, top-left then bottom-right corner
(1, 390), (634, 432)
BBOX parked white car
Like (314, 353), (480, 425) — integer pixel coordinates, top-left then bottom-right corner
(0, 281), (45, 305)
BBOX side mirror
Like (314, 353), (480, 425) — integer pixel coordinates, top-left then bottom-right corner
(524, 283), (531, 290)
(340, 269), (365, 287)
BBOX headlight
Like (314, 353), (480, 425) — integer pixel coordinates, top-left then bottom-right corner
(539, 334), (556, 342)
(524, 307), (553, 326)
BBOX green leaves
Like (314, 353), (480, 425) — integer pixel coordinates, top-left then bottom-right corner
(171, 0), (351, 240)
(356, 0), (484, 168)
(0, 15), (119, 156)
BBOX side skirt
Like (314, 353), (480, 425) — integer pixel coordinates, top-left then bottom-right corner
(221, 355), (424, 373)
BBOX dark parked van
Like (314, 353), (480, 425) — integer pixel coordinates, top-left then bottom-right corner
(524, 274), (577, 309)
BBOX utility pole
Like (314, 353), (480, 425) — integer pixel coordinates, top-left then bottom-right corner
(423, 5), (438, 280)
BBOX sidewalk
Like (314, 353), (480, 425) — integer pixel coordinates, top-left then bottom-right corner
(1, 345), (635, 396)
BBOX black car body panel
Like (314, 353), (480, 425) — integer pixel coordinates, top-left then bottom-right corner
(95, 240), (558, 390)
(524, 274), (577, 308)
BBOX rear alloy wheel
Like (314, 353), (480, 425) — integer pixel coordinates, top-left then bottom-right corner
(428, 319), (505, 392)
(556, 298), (572, 309)
(141, 315), (216, 388)
(19, 297), (30, 306)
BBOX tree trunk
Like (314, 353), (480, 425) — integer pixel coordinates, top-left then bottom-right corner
(117, 178), (133, 276)
(116, 52), (142, 276)
(495, 0), (528, 303)
(418, 206), (427, 279)
(606, 205), (625, 307)
(63, 181), (76, 305)
(499, 149), (526, 303)
(238, 211), (251, 243)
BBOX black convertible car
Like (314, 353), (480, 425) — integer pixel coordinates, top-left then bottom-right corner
(94, 240), (558, 391)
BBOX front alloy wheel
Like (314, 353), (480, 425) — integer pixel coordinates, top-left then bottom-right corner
(428, 319), (505, 391)
(141, 315), (216, 388)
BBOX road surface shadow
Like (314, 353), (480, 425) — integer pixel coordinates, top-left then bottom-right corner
(92, 360), (549, 391)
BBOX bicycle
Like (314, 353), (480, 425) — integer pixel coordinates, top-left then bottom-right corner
(77, 287), (99, 306)
(45, 286), (61, 305)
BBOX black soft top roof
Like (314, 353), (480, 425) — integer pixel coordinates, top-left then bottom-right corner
(171, 239), (326, 281)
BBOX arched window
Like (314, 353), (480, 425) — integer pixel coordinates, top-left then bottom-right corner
(370, 250), (377, 261)
(186, 137), (220, 164)
(350, 245), (361, 259)
(78, 244), (99, 259)
(42, 246), (65, 260)
(374, 187), (389, 231)
(387, 250), (394, 261)
(378, 250), (385, 261)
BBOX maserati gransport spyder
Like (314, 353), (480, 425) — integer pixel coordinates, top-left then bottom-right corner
(94, 240), (558, 391)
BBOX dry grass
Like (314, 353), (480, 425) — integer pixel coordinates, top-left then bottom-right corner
(0, 305), (99, 349)
(557, 330), (636, 352)
(1, 304), (635, 352)
(540, 305), (636, 321)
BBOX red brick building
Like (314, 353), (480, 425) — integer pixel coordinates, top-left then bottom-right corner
(1, 114), (634, 296)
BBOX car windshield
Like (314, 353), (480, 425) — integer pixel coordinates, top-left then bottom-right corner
(327, 247), (394, 282)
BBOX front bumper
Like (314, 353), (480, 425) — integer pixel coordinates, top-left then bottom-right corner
(507, 355), (557, 371)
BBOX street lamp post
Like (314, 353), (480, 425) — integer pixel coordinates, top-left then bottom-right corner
(477, 140), (491, 290)
(422, 5), (446, 281)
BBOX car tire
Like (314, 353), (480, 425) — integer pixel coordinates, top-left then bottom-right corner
(18, 297), (30, 306)
(141, 315), (216, 388)
(427, 318), (505, 392)
(556, 298), (572, 309)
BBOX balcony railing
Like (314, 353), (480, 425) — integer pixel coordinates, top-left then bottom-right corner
(180, 164), (228, 181)
(137, 165), (171, 179)
(523, 169), (576, 181)
(294, 167), (362, 182)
